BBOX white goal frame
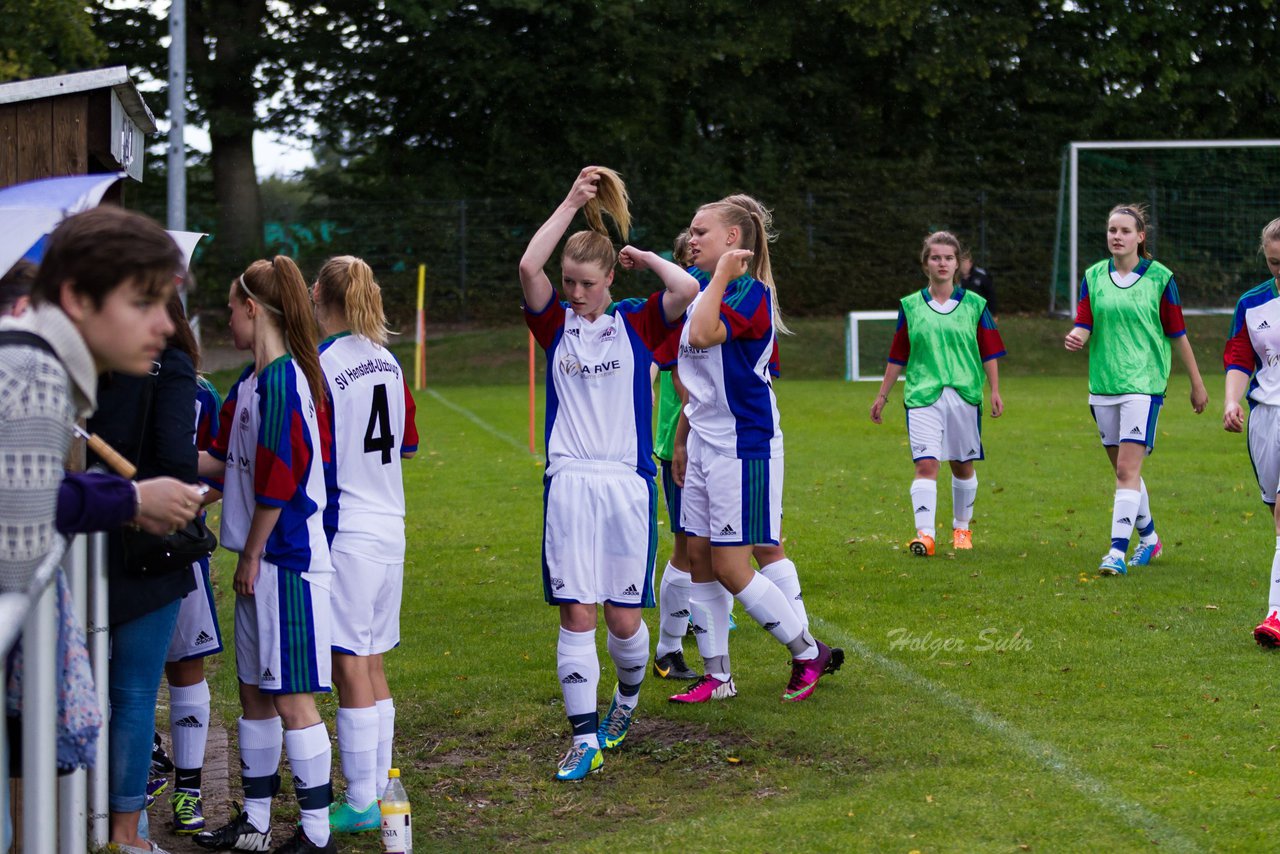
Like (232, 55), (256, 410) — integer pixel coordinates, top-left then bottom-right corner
(845, 311), (902, 382)
(1059, 139), (1280, 318)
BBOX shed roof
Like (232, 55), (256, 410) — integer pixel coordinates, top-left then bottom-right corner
(0, 66), (157, 133)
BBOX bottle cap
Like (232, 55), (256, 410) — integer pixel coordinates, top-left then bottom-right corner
(389, 768), (400, 778)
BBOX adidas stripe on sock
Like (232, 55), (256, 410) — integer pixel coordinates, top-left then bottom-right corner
(169, 679), (210, 790)
(911, 478), (937, 539)
(952, 474), (977, 529)
(757, 558), (808, 629)
(238, 716), (283, 834)
(656, 563), (693, 657)
(284, 723), (332, 847)
(688, 581), (733, 681)
(557, 627), (600, 750)
(607, 622), (649, 699)
(1110, 488), (1141, 558)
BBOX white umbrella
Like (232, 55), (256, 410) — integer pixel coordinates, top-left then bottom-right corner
(0, 173), (124, 274)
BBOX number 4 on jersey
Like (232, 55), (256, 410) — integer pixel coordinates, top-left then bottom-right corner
(364, 383), (396, 464)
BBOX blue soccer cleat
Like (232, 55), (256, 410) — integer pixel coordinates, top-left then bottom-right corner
(1098, 554), (1127, 576)
(329, 800), (380, 833)
(555, 742), (603, 781)
(1128, 539), (1162, 567)
(597, 692), (635, 751)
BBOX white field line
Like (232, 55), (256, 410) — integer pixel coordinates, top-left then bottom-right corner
(425, 388), (544, 461)
(811, 617), (1202, 853)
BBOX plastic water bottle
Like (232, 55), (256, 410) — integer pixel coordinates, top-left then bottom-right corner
(381, 768), (413, 854)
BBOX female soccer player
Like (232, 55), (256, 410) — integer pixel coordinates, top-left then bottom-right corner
(196, 257), (336, 854)
(1065, 203), (1208, 576)
(1223, 217), (1280, 645)
(670, 198), (843, 706)
(519, 166), (697, 781)
(870, 231), (1005, 556)
(313, 255), (418, 831)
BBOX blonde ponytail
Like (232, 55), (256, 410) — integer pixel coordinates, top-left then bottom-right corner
(315, 255), (392, 346)
(581, 167), (630, 242)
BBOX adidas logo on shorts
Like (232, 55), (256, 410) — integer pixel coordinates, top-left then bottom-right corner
(763, 621), (781, 631)
(561, 671), (588, 684)
(623, 584), (639, 596)
(550, 577), (566, 590)
(913, 444), (926, 453)
(261, 667), (275, 682)
(1129, 426), (1142, 435)
(174, 715), (203, 729)
(719, 524), (737, 537)
(966, 448), (977, 456)
(194, 630), (214, 646)
(1117, 516), (1132, 526)
(1260, 320), (1271, 330)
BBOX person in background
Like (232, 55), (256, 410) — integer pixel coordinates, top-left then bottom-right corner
(958, 248), (997, 317)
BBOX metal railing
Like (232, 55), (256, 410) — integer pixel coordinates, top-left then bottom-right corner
(2, 532), (110, 853)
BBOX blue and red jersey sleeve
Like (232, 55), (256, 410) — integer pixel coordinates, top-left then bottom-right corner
(616, 291), (676, 352)
(977, 308), (1006, 361)
(254, 361), (313, 508)
(652, 320), (683, 369)
(208, 366), (251, 461)
(888, 309), (910, 365)
(402, 377), (420, 454)
(1224, 292), (1266, 375)
(524, 294), (566, 350)
(1160, 278), (1187, 338)
(721, 278), (772, 342)
(195, 380), (222, 452)
(1073, 279), (1093, 329)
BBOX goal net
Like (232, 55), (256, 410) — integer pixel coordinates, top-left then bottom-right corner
(845, 311), (900, 381)
(1051, 141), (1280, 316)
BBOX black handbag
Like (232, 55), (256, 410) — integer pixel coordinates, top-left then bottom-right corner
(117, 360), (218, 575)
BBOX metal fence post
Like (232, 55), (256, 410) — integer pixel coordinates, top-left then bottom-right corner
(87, 531), (110, 847)
(21, 575), (57, 854)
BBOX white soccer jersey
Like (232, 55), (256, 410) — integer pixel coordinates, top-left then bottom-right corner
(677, 282), (782, 460)
(210, 356), (331, 575)
(525, 293), (671, 477)
(1226, 281), (1280, 406)
(318, 333), (418, 558)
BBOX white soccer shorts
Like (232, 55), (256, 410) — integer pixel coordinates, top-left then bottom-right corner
(166, 558), (223, 662)
(234, 560), (332, 694)
(541, 460), (657, 608)
(330, 538), (403, 657)
(680, 429), (782, 546)
(1089, 393), (1163, 452)
(1248, 402), (1280, 505)
(905, 387), (984, 463)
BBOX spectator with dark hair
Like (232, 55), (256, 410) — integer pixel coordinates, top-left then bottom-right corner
(958, 248), (997, 316)
(0, 260), (35, 317)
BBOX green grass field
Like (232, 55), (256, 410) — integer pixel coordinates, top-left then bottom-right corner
(201, 314), (1278, 853)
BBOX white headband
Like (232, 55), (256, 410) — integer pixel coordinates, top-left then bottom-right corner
(239, 274), (283, 316)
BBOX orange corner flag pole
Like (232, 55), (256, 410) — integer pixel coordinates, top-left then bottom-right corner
(528, 331), (537, 455)
(414, 264), (426, 390)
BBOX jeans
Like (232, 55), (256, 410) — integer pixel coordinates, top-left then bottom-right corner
(109, 599), (180, 813)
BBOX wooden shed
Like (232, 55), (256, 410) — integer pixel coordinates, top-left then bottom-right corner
(0, 66), (156, 192)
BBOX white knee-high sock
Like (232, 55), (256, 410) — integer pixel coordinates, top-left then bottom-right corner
(375, 698), (395, 798)
(557, 627), (600, 749)
(1110, 488), (1141, 558)
(169, 680), (210, 787)
(238, 716), (283, 834)
(952, 475), (978, 529)
(911, 478), (937, 538)
(735, 572), (815, 659)
(1269, 537), (1280, 615)
(607, 623), (649, 703)
(336, 706), (379, 810)
(757, 558), (808, 629)
(284, 723), (332, 846)
(656, 563), (692, 657)
(1135, 478), (1157, 544)
(688, 580), (732, 680)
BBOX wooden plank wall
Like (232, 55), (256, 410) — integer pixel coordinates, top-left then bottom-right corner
(0, 94), (90, 190)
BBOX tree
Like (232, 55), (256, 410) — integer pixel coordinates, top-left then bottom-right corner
(1, 0), (103, 80)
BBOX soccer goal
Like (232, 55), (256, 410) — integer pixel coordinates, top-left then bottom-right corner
(1051, 140), (1280, 317)
(845, 311), (901, 381)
